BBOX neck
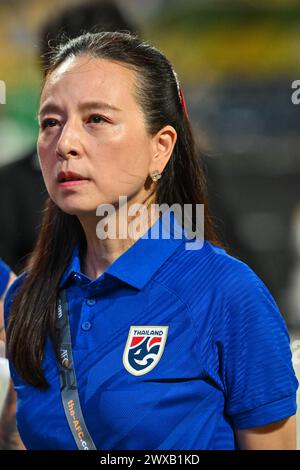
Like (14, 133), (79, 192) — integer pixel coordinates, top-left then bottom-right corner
(78, 196), (158, 280)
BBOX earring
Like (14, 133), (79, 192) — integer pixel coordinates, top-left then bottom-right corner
(150, 170), (162, 182)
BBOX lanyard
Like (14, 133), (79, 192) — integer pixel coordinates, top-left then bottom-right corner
(56, 289), (97, 450)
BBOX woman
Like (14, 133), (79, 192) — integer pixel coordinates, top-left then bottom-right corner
(4, 32), (298, 450)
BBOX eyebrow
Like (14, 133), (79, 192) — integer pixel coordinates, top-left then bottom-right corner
(37, 100), (122, 119)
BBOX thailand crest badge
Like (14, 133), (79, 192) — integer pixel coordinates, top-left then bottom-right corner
(123, 325), (168, 376)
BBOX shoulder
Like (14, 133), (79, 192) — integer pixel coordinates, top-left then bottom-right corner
(158, 239), (288, 336)
(159, 239), (265, 306)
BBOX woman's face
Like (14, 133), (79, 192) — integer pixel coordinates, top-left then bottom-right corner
(37, 55), (161, 216)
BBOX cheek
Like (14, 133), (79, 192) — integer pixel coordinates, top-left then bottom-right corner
(97, 128), (152, 176)
(94, 144), (149, 188)
(37, 138), (56, 182)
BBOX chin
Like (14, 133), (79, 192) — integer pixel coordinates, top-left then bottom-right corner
(63, 206), (99, 217)
(53, 198), (98, 217)
(51, 191), (116, 217)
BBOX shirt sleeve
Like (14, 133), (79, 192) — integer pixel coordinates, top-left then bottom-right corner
(217, 261), (299, 429)
(0, 259), (10, 298)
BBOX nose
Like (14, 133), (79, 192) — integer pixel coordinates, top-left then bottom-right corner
(55, 121), (82, 160)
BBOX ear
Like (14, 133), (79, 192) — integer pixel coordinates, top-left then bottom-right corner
(149, 125), (177, 175)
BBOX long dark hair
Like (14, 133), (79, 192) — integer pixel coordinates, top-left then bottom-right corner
(7, 31), (223, 388)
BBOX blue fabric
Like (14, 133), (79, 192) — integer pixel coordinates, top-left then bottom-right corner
(4, 210), (298, 450)
(0, 258), (10, 297)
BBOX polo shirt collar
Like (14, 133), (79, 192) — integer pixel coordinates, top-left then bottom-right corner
(60, 208), (189, 290)
(59, 244), (82, 288)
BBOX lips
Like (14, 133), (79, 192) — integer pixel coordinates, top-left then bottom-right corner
(57, 171), (89, 183)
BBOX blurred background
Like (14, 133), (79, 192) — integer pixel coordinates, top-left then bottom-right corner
(0, 0), (300, 448)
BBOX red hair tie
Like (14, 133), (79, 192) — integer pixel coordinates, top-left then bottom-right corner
(179, 87), (189, 119)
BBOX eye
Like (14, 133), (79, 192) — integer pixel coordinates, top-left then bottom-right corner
(40, 118), (58, 129)
(88, 114), (107, 124)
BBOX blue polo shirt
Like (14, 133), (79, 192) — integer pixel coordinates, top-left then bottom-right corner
(4, 211), (298, 450)
(0, 259), (10, 297)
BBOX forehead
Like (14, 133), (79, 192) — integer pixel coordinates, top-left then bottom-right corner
(40, 55), (138, 108)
